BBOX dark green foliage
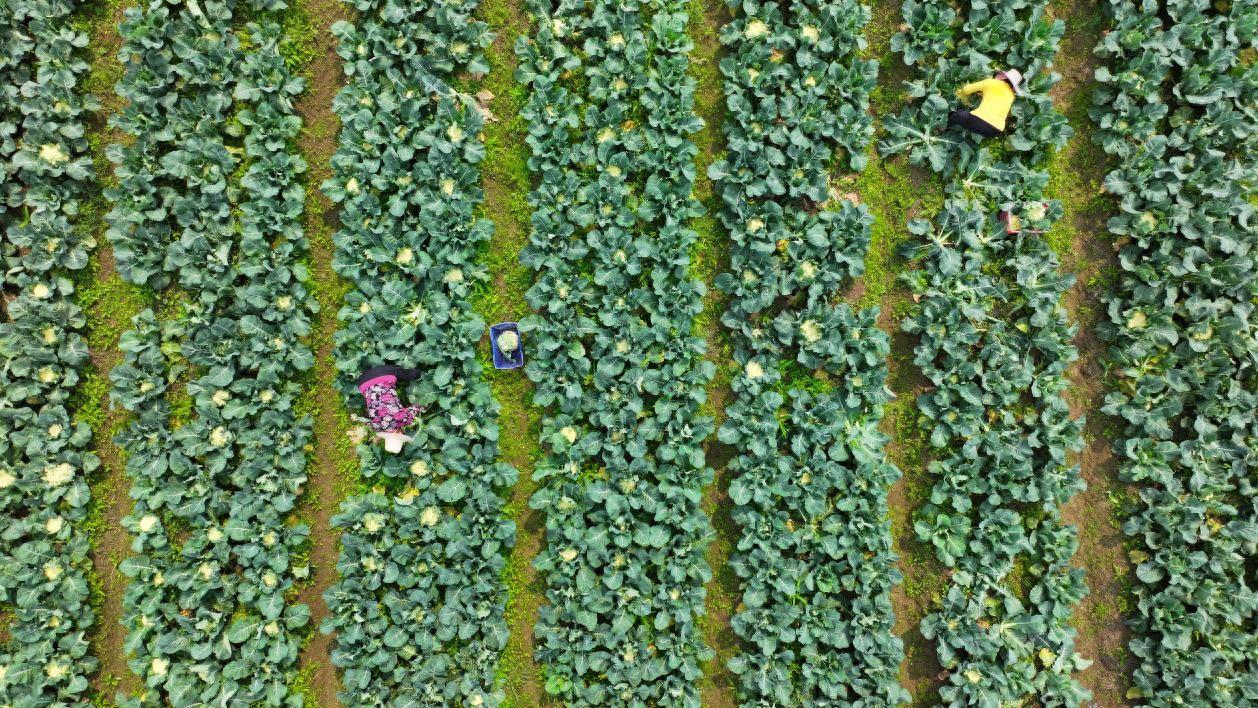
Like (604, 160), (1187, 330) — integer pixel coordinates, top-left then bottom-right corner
(0, 0), (100, 701)
(516, 0), (715, 703)
(708, 0), (909, 703)
(881, 0), (1092, 704)
(318, 0), (518, 704)
(105, 3), (315, 702)
(1092, 0), (1257, 703)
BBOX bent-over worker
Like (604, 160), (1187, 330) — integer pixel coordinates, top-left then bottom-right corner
(356, 364), (426, 453)
(948, 69), (1025, 138)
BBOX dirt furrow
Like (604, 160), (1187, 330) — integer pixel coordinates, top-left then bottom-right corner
(1047, 0), (1135, 704)
(289, 0), (355, 702)
(685, 0), (737, 704)
(858, 0), (949, 703)
(78, 0), (146, 697)
(79, 252), (146, 703)
(472, 0), (547, 703)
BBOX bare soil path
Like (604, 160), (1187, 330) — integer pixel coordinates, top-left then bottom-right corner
(859, 0), (950, 703)
(1047, 1), (1136, 704)
(685, 0), (738, 705)
(472, 0), (548, 703)
(79, 0), (147, 698)
(289, 0), (356, 703)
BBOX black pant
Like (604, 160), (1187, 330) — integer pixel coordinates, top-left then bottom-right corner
(357, 364), (422, 387)
(948, 110), (1002, 138)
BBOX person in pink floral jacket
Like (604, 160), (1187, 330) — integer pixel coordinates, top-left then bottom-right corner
(356, 365), (426, 453)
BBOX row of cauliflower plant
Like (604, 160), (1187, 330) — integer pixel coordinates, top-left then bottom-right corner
(318, 0), (518, 703)
(1091, 0), (1257, 703)
(0, 0), (99, 702)
(515, 0), (715, 703)
(708, 0), (908, 703)
(879, 0), (1091, 703)
(106, 2), (315, 702)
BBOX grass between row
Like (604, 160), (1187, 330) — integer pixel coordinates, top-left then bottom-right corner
(468, 0), (547, 704)
(859, 0), (949, 704)
(1043, 1), (1135, 704)
(685, 0), (738, 705)
(280, 0), (359, 702)
(74, 0), (146, 700)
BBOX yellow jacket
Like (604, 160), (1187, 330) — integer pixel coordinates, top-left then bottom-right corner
(958, 78), (1015, 131)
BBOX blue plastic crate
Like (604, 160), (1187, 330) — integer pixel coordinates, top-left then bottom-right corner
(490, 322), (524, 370)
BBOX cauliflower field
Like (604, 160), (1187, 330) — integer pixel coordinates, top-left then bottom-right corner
(881, 1), (1091, 703)
(0, 0), (1252, 706)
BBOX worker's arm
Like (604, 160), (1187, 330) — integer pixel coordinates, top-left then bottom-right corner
(957, 78), (1001, 97)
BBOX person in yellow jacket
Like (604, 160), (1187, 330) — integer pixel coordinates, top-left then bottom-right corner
(947, 69), (1024, 138)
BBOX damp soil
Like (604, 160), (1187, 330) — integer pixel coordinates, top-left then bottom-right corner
(290, 0), (354, 703)
(80, 0), (143, 697)
(1048, 0), (1136, 704)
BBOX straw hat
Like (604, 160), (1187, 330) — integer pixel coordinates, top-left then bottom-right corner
(998, 69), (1026, 95)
